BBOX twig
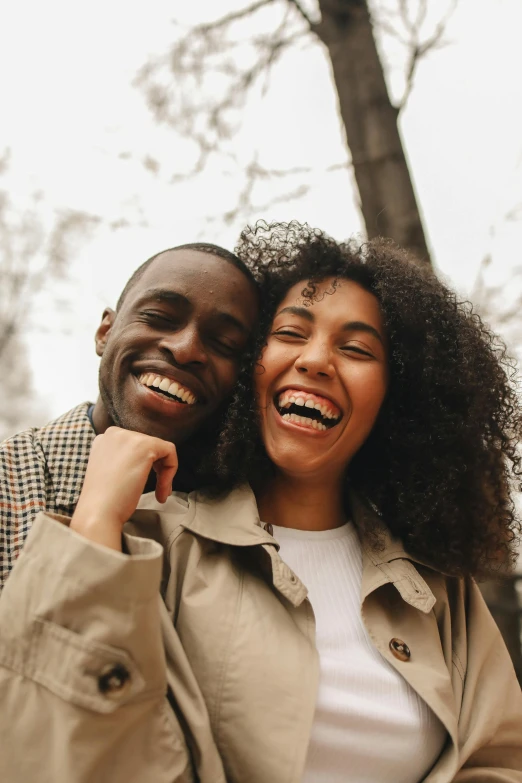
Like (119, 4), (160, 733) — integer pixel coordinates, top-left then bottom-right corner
(286, 0), (318, 32)
(196, 0), (274, 33)
(396, 0), (458, 112)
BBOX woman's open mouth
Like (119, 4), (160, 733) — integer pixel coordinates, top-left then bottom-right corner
(274, 389), (342, 432)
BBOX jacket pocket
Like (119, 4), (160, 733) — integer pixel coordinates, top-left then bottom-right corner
(1, 617), (166, 714)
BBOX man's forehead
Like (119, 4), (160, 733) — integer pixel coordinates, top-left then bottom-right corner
(137, 248), (245, 290)
(123, 248), (257, 326)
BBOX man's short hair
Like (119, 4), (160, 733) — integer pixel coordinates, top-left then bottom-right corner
(116, 243), (256, 311)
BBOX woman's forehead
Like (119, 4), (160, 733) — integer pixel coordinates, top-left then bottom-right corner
(278, 277), (379, 313)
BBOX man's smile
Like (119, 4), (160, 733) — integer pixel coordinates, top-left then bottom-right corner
(137, 373), (197, 405)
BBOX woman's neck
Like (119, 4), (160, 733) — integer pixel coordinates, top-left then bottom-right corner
(255, 472), (346, 532)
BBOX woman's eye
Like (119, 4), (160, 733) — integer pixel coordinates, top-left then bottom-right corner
(273, 329), (305, 339)
(342, 345), (373, 358)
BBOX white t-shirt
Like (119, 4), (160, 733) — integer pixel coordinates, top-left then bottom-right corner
(271, 522), (447, 783)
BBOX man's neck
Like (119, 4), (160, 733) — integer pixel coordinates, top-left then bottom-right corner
(91, 397), (112, 435)
(256, 472), (346, 532)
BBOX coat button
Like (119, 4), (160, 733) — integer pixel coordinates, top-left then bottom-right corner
(98, 663), (131, 699)
(264, 523), (274, 536)
(389, 638), (411, 662)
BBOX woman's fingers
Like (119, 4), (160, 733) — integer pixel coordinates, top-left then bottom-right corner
(72, 428), (179, 549)
(153, 449), (179, 504)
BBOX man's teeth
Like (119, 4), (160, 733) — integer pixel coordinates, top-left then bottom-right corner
(138, 374), (196, 405)
(278, 392), (340, 421)
(281, 413), (328, 431)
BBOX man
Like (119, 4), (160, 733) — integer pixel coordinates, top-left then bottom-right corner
(0, 243), (259, 589)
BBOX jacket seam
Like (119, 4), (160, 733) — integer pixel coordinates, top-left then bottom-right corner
(213, 562), (244, 745)
(451, 649), (465, 684)
(289, 597), (319, 782)
(165, 523), (186, 551)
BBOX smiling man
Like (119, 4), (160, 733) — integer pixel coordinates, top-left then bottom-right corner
(0, 243), (259, 590)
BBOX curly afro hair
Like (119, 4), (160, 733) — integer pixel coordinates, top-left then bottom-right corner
(206, 220), (522, 579)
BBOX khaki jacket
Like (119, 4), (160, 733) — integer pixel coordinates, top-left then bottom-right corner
(0, 486), (521, 782)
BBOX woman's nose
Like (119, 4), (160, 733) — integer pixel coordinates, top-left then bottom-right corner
(295, 341), (334, 378)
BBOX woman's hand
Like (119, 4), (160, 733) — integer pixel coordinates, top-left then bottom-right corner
(70, 427), (178, 550)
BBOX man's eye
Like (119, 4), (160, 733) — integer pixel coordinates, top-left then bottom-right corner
(142, 311), (174, 325)
(211, 338), (240, 357)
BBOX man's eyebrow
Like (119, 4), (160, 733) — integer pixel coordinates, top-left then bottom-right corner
(137, 288), (249, 334)
(276, 307), (384, 344)
(139, 289), (190, 307)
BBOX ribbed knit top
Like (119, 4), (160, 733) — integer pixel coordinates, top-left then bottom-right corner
(271, 521), (447, 783)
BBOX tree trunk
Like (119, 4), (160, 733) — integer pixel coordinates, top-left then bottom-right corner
(315, 0), (431, 264)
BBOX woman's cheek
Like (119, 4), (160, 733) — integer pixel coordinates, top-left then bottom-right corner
(352, 368), (387, 420)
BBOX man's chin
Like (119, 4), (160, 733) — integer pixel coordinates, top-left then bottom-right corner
(100, 381), (213, 444)
(129, 416), (196, 445)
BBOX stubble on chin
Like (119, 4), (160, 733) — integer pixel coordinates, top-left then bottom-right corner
(98, 373), (124, 430)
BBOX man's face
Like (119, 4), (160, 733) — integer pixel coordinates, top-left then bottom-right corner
(94, 250), (258, 444)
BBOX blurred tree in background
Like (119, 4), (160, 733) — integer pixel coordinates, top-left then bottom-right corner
(0, 149), (99, 439)
(137, 0), (457, 265)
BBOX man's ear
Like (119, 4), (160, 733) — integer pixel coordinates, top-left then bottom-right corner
(95, 308), (116, 357)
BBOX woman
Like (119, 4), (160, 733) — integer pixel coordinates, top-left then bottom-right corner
(1, 222), (521, 783)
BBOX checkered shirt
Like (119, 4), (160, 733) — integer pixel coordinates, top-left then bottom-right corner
(0, 402), (95, 591)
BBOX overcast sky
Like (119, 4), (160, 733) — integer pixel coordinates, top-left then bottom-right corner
(0, 0), (521, 420)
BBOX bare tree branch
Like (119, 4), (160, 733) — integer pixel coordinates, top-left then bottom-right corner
(134, 0), (454, 257)
(396, 0), (458, 112)
(471, 207), (522, 360)
(286, 0), (319, 32)
(135, 0), (312, 204)
(0, 150), (100, 361)
(196, 0), (274, 32)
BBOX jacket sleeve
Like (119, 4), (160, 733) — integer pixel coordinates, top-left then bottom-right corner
(453, 578), (522, 782)
(0, 512), (194, 783)
(0, 429), (48, 591)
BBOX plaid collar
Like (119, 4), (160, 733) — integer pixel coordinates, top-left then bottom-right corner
(38, 402), (96, 512)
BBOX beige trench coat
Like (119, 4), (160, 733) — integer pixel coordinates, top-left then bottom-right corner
(0, 486), (521, 783)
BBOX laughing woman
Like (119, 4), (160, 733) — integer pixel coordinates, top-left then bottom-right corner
(1, 222), (522, 783)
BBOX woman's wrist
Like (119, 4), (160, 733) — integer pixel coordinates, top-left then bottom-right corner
(70, 510), (124, 551)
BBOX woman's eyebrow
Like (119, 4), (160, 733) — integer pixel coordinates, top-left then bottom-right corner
(276, 307), (383, 344)
(276, 306), (314, 321)
(342, 321), (384, 345)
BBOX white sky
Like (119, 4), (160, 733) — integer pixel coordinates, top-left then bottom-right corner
(0, 0), (521, 421)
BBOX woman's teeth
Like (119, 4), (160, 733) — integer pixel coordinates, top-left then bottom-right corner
(277, 391), (341, 421)
(281, 413), (328, 431)
(138, 373), (197, 405)
(276, 390), (341, 431)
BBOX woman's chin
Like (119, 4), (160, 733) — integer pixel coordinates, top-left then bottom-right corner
(263, 418), (342, 478)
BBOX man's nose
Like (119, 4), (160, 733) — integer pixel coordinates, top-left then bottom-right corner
(159, 325), (208, 366)
(294, 340), (334, 378)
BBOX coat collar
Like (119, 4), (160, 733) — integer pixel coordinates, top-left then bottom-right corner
(161, 484), (437, 614)
(178, 485), (276, 548)
(348, 491), (437, 613)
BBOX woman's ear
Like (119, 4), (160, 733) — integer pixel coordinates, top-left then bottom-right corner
(94, 308), (115, 357)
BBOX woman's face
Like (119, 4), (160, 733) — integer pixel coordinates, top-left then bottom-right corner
(255, 277), (388, 482)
